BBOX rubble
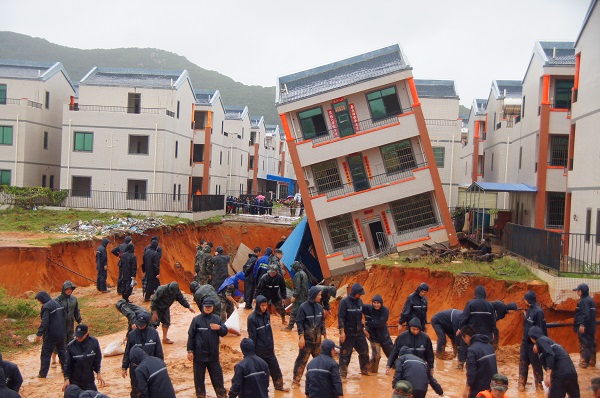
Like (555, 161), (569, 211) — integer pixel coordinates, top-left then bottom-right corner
(49, 216), (167, 240)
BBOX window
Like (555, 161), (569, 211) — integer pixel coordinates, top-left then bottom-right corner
(127, 93), (141, 114)
(432, 147), (445, 168)
(193, 144), (204, 162)
(176, 101), (180, 119)
(554, 80), (574, 109)
(0, 84), (6, 104)
(366, 86), (402, 120)
(522, 96), (526, 118)
(49, 175), (54, 189)
(326, 214), (358, 251)
(596, 210), (600, 245)
(128, 135), (149, 154)
(249, 156), (255, 169)
(43, 131), (48, 150)
(312, 160), (342, 193)
(491, 153), (494, 171)
(127, 179), (147, 200)
(478, 155), (484, 176)
(519, 146), (523, 170)
(546, 192), (565, 229)
(74, 132), (93, 151)
(175, 141), (179, 158)
(390, 193), (437, 233)
(0, 126), (13, 145)
(381, 140), (416, 173)
(298, 107), (327, 140)
(0, 170), (11, 186)
(42, 175), (47, 187)
(173, 184), (177, 201)
(220, 151), (222, 165)
(72, 176), (91, 197)
(240, 154), (243, 166)
(549, 136), (568, 167)
(45, 91), (50, 109)
(194, 111), (207, 129)
(250, 131), (257, 145)
(585, 208), (591, 243)
(178, 184), (181, 200)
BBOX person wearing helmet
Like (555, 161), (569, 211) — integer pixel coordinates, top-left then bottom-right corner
(254, 264), (287, 324)
(475, 373), (509, 398)
(150, 282), (195, 344)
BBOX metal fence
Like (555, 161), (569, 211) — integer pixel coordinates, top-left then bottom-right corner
(0, 188), (224, 214)
(503, 223), (600, 275)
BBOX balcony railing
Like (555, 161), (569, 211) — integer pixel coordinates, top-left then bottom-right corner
(69, 104), (175, 117)
(424, 119), (457, 127)
(309, 161), (427, 199)
(376, 223), (443, 257)
(296, 109), (413, 145)
(0, 98), (43, 108)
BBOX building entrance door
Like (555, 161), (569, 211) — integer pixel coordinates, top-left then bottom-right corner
(332, 100), (355, 137)
(368, 221), (385, 253)
(347, 154), (370, 192)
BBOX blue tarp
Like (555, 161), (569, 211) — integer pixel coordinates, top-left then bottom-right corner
(280, 217), (323, 282)
(266, 174), (296, 194)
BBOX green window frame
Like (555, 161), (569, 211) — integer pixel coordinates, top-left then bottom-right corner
(554, 80), (574, 109)
(312, 159), (343, 193)
(432, 147), (445, 167)
(0, 84), (6, 105)
(0, 170), (10, 186)
(366, 86), (402, 120)
(0, 126), (13, 145)
(74, 131), (93, 152)
(326, 214), (358, 251)
(381, 140), (416, 174)
(298, 107), (327, 140)
(390, 193), (437, 233)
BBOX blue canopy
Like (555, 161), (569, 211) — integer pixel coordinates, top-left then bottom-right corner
(280, 217), (323, 282)
(266, 174), (296, 194)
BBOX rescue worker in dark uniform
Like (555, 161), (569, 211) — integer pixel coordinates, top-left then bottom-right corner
(95, 237), (110, 292)
(229, 338), (270, 398)
(490, 301), (517, 348)
(387, 317), (434, 374)
(253, 247), (272, 283)
(317, 285), (337, 317)
(196, 243), (213, 285)
(53, 281), (82, 367)
(338, 282), (370, 378)
(518, 290), (546, 392)
(292, 286), (326, 387)
(399, 282), (429, 332)
(284, 261), (309, 331)
(431, 308), (462, 359)
(529, 326), (580, 398)
(35, 291), (68, 378)
(187, 298), (228, 398)
(130, 346), (176, 398)
(461, 325), (498, 398)
(247, 295), (289, 392)
(392, 346), (444, 398)
(573, 283), (596, 368)
(363, 294), (394, 373)
(242, 247), (261, 309)
(457, 285), (496, 370)
(210, 246), (230, 292)
(150, 282), (195, 344)
(115, 299), (158, 341)
(190, 281), (222, 318)
(111, 236), (132, 294)
(254, 264), (287, 324)
(305, 339), (344, 398)
(63, 324), (104, 392)
(0, 368), (20, 398)
(122, 312), (163, 398)
(64, 384), (110, 398)
(0, 352), (23, 393)
(142, 238), (161, 302)
(217, 271), (245, 321)
(119, 243), (137, 302)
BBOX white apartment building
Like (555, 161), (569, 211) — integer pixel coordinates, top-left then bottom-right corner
(221, 105), (250, 197)
(0, 60), (75, 188)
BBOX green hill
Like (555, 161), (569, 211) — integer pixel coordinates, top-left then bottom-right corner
(0, 31), (280, 125)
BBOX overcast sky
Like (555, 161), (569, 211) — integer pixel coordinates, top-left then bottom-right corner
(1, 0), (591, 107)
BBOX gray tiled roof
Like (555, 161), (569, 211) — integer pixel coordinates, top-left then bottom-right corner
(493, 80), (522, 98)
(0, 60), (55, 79)
(81, 67), (187, 89)
(474, 99), (488, 115)
(538, 41), (575, 66)
(194, 89), (218, 105)
(277, 44), (411, 105)
(414, 79), (458, 98)
(224, 105), (247, 120)
(250, 115), (263, 128)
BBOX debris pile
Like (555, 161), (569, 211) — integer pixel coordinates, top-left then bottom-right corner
(403, 243), (503, 264)
(49, 217), (167, 240)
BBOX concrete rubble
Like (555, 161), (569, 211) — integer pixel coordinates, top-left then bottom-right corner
(50, 216), (167, 240)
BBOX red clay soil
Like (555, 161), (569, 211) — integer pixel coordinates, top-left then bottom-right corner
(329, 265), (600, 353)
(0, 221), (293, 296)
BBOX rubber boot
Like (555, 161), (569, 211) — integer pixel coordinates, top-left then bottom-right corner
(370, 358), (380, 374)
(274, 378), (290, 392)
(590, 351), (596, 367)
(281, 314), (287, 325)
(339, 364), (348, 378)
(162, 326), (173, 344)
(451, 342), (458, 358)
(456, 361), (464, 370)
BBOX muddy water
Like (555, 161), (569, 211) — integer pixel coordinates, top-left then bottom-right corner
(9, 286), (598, 398)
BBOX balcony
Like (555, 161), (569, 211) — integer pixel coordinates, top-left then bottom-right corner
(546, 166), (567, 192)
(309, 166), (433, 220)
(548, 108), (570, 133)
(0, 98), (43, 109)
(69, 104), (176, 118)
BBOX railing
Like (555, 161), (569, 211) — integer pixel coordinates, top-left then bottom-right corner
(296, 109), (412, 145)
(70, 104), (175, 117)
(0, 98), (43, 108)
(28, 100), (43, 109)
(562, 232), (600, 274)
(424, 119), (457, 127)
(0, 188), (224, 214)
(376, 223), (442, 257)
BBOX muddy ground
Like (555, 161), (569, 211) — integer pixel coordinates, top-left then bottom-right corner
(1, 220), (598, 397)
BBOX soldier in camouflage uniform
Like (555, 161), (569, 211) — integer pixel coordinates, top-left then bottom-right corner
(150, 282), (195, 344)
(284, 261), (308, 331)
(115, 299), (158, 341)
(195, 243), (213, 285)
(190, 281), (222, 320)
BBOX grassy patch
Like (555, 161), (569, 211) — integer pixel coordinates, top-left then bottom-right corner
(375, 256), (539, 282)
(78, 296), (128, 337)
(557, 271), (600, 279)
(194, 216), (223, 227)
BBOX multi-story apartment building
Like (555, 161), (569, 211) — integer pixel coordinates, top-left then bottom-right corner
(60, 67), (196, 203)
(517, 41), (574, 230)
(273, 124), (297, 198)
(276, 44), (457, 278)
(220, 105), (250, 197)
(566, 0), (599, 237)
(416, 79), (463, 208)
(0, 60), (75, 187)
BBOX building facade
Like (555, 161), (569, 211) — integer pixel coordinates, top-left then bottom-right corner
(276, 45), (457, 278)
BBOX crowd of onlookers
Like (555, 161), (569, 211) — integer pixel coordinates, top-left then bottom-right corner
(226, 196), (303, 217)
